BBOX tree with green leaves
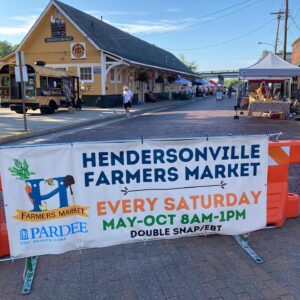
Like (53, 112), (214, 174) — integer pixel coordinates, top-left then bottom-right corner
(0, 40), (18, 58)
(178, 53), (198, 73)
(224, 79), (238, 87)
(261, 50), (271, 59)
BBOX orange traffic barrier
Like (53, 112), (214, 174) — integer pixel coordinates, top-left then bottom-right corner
(286, 193), (300, 218)
(267, 140), (300, 227)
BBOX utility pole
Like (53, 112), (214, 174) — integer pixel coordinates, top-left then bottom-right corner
(16, 51), (28, 132)
(283, 0), (289, 61)
(270, 11), (285, 53)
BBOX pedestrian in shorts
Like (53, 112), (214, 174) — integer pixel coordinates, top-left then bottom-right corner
(123, 86), (133, 118)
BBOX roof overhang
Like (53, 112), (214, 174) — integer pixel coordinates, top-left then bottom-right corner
(0, 51), (16, 63)
(128, 59), (195, 76)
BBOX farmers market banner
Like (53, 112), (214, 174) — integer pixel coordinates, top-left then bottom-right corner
(0, 136), (268, 258)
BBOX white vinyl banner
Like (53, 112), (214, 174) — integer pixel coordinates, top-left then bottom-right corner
(0, 136), (268, 258)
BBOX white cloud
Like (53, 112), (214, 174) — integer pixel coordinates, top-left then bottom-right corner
(85, 10), (130, 16)
(166, 8), (181, 13)
(107, 18), (197, 35)
(113, 21), (182, 34)
(0, 15), (38, 36)
(85, 10), (148, 18)
(0, 26), (30, 35)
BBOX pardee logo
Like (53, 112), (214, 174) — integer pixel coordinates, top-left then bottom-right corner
(19, 222), (88, 241)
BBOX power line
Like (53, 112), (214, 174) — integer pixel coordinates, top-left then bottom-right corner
(290, 15), (300, 31)
(109, 0), (260, 40)
(138, 0), (262, 38)
(287, 5), (300, 29)
(163, 18), (274, 51)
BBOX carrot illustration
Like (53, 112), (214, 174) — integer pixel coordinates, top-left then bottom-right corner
(25, 184), (33, 204)
(8, 159), (35, 205)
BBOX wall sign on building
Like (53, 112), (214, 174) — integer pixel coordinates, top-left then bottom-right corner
(45, 9), (73, 43)
(93, 67), (101, 74)
(71, 42), (86, 60)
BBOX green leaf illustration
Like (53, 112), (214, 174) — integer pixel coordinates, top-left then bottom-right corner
(8, 159), (35, 182)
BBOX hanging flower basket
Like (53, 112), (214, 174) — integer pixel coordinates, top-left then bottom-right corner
(155, 76), (164, 83)
(167, 75), (177, 83)
(136, 72), (148, 82)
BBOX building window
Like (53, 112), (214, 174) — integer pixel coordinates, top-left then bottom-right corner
(79, 67), (93, 82)
(110, 67), (121, 83)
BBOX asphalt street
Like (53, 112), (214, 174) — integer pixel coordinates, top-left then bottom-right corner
(1, 96), (300, 300)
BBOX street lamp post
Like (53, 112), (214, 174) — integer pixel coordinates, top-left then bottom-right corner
(257, 41), (276, 48)
(257, 41), (279, 56)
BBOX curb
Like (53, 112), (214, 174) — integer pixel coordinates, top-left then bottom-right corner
(0, 100), (191, 145)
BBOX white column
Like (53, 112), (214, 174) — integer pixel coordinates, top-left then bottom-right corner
(101, 51), (106, 95)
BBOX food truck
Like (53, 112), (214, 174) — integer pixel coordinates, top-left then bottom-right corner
(0, 63), (80, 114)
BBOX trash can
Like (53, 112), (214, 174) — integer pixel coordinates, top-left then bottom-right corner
(216, 91), (223, 100)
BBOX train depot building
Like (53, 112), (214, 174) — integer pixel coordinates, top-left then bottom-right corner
(1, 0), (194, 107)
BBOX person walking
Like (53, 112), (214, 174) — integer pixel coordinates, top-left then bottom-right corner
(123, 86), (133, 118)
(227, 85), (233, 98)
(64, 84), (74, 112)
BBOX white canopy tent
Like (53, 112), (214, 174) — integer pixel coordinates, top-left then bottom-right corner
(238, 52), (300, 101)
(239, 52), (300, 79)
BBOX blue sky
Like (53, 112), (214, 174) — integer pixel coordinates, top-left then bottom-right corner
(1, 0), (300, 71)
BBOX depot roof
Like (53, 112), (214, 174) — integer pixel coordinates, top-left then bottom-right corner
(50, 0), (193, 75)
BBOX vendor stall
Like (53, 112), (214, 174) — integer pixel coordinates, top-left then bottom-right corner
(247, 101), (290, 117)
(238, 53), (300, 118)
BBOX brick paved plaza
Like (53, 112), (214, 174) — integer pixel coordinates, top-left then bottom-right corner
(1, 96), (300, 300)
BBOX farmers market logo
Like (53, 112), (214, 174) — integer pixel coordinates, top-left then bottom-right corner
(71, 43), (86, 59)
(8, 159), (89, 222)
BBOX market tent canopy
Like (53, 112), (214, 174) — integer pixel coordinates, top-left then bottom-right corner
(193, 79), (201, 85)
(175, 76), (191, 85)
(239, 52), (300, 78)
(200, 79), (214, 87)
(209, 80), (218, 86)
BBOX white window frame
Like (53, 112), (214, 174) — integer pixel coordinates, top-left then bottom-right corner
(110, 67), (122, 83)
(78, 66), (94, 83)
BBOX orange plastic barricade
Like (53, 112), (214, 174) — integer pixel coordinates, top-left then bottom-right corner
(0, 176), (10, 257)
(267, 140), (300, 227)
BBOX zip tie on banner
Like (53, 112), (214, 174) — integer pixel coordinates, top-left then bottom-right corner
(267, 132), (283, 140)
(0, 256), (21, 263)
(206, 135), (209, 141)
(141, 136), (144, 144)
